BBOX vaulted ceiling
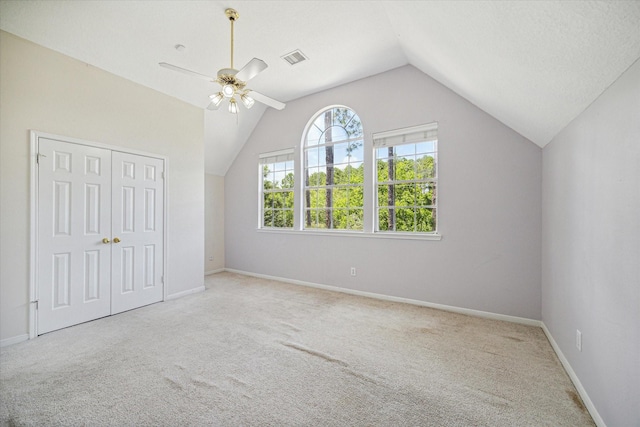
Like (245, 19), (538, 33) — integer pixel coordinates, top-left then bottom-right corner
(2, 1), (639, 175)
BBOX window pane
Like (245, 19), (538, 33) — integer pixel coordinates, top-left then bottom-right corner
(378, 208), (391, 231)
(416, 154), (436, 179)
(416, 141), (436, 155)
(309, 189), (326, 209)
(396, 208), (416, 232)
(378, 185), (389, 207)
(348, 139), (364, 161)
(348, 187), (364, 208)
(314, 146), (325, 167)
(274, 171), (285, 188)
(278, 192), (288, 208)
(395, 184), (415, 206)
(272, 210), (284, 227)
(349, 163), (363, 184)
(306, 189), (316, 209)
(307, 209), (320, 228)
(396, 156), (416, 181)
(306, 167), (319, 186)
(333, 143), (348, 162)
(263, 192), (273, 209)
(263, 209), (273, 227)
(333, 188), (348, 208)
(284, 209), (294, 228)
(416, 208), (436, 232)
(417, 183), (436, 206)
(376, 147), (391, 160)
(306, 148), (319, 167)
(377, 160), (389, 182)
(333, 208), (347, 229)
(282, 172), (294, 189)
(348, 209), (363, 230)
(396, 144), (414, 156)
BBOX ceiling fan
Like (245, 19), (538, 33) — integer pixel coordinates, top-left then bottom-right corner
(159, 8), (285, 113)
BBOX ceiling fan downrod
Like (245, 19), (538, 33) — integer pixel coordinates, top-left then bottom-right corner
(225, 8), (239, 70)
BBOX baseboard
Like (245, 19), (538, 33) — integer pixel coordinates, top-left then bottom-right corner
(216, 269), (606, 425)
(165, 285), (206, 301)
(541, 324), (606, 427)
(0, 334), (29, 348)
(223, 268), (541, 327)
(205, 268), (225, 276)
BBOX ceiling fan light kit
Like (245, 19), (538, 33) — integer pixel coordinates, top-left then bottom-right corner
(208, 92), (224, 110)
(240, 93), (255, 109)
(159, 8), (285, 114)
(228, 97), (238, 114)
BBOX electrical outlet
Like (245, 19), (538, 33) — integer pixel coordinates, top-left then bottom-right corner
(350, 267), (356, 277)
(208, 256), (213, 261)
(576, 330), (582, 352)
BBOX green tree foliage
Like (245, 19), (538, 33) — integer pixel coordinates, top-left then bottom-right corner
(262, 164), (294, 228)
(377, 153), (436, 232)
(305, 107), (364, 230)
(305, 163), (364, 230)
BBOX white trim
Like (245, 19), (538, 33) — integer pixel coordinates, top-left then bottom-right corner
(165, 286), (206, 300)
(205, 268), (225, 276)
(162, 156), (169, 302)
(29, 133), (39, 339)
(224, 268), (540, 327)
(0, 334), (30, 348)
(258, 148), (295, 159)
(221, 270), (604, 423)
(31, 131), (166, 160)
(29, 130), (169, 338)
(257, 227), (442, 241)
(372, 122), (438, 148)
(541, 323), (606, 427)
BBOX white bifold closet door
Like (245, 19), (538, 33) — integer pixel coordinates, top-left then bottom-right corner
(37, 138), (164, 335)
(110, 151), (164, 314)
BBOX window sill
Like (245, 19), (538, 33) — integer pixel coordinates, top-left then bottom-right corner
(256, 228), (442, 241)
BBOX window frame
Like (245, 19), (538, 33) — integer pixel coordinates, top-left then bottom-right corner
(301, 105), (365, 232)
(373, 122), (438, 235)
(258, 148), (295, 230)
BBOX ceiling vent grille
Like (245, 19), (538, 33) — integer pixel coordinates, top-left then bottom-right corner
(281, 50), (308, 66)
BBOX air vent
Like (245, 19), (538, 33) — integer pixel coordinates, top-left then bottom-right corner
(281, 50), (308, 66)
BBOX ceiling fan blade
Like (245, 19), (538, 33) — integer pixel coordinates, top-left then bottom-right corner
(159, 62), (215, 82)
(248, 90), (286, 110)
(235, 58), (268, 82)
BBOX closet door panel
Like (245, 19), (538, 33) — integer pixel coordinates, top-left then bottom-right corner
(37, 138), (112, 334)
(111, 152), (164, 314)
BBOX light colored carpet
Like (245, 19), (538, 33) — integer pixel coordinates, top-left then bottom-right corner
(1, 272), (594, 426)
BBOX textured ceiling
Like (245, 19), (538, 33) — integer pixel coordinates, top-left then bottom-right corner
(2, 1), (640, 175)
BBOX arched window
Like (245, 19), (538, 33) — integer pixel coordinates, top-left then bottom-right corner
(303, 106), (364, 230)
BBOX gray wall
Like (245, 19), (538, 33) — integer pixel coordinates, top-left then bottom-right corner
(0, 31), (205, 344)
(225, 65), (542, 320)
(205, 174), (225, 273)
(542, 59), (640, 426)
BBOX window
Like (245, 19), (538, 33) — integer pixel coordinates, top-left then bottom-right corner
(374, 123), (438, 233)
(259, 149), (295, 228)
(303, 107), (364, 230)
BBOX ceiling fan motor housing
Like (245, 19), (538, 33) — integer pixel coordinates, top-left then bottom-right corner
(216, 69), (246, 95)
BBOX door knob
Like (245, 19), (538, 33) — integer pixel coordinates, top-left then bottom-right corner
(113, 237), (121, 243)
(102, 238), (110, 244)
